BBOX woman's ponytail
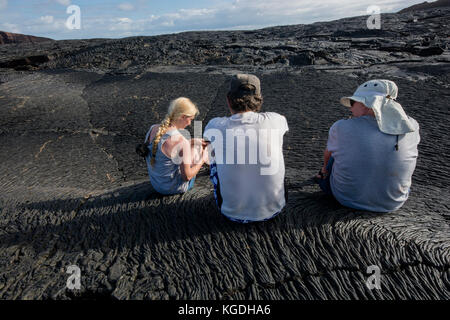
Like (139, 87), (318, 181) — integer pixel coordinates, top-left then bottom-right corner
(150, 115), (172, 166)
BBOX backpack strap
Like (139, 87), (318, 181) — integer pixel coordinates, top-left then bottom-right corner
(136, 124), (158, 157)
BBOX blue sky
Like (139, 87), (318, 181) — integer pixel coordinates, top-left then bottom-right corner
(0, 0), (427, 40)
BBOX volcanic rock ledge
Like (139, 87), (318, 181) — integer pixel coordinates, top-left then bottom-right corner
(0, 8), (449, 74)
(0, 31), (53, 45)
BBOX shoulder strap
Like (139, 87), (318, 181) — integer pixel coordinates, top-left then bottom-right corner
(145, 124), (158, 145)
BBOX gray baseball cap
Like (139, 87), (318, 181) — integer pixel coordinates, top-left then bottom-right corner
(229, 74), (261, 97)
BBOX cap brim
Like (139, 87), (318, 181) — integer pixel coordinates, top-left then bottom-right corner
(340, 96), (366, 108)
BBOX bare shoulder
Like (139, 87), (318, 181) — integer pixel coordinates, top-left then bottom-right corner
(166, 133), (187, 147)
(161, 133), (187, 157)
(163, 134), (188, 150)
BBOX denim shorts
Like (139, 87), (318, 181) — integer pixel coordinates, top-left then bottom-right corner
(209, 161), (282, 224)
(187, 176), (196, 191)
(317, 156), (334, 196)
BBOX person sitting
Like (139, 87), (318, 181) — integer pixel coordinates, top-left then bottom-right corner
(139, 97), (208, 195)
(316, 79), (420, 212)
(204, 74), (289, 223)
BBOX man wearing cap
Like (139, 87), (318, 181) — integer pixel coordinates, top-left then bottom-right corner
(203, 74), (289, 223)
(316, 79), (420, 212)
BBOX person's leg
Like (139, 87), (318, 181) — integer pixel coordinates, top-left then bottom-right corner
(186, 176), (196, 191)
(226, 209), (282, 224)
(317, 156), (334, 195)
(209, 161), (223, 210)
(224, 216), (251, 224)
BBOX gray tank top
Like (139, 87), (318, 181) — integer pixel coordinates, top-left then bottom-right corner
(145, 125), (189, 194)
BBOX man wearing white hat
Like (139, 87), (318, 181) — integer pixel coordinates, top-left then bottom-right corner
(316, 79), (420, 212)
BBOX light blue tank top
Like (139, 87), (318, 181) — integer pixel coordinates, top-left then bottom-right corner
(145, 125), (189, 195)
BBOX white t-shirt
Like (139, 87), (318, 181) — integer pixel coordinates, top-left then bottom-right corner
(327, 115), (420, 212)
(204, 111), (289, 221)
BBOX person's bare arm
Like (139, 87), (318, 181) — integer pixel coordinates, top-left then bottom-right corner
(321, 148), (332, 175)
(178, 139), (207, 181)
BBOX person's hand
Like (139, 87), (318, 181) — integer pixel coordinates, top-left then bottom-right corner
(186, 139), (202, 164)
(315, 166), (328, 179)
(201, 145), (210, 164)
(190, 138), (203, 146)
(201, 139), (210, 148)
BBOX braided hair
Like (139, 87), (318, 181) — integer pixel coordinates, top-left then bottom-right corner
(149, 97), (198, 167)
(150, 114), (173, 166)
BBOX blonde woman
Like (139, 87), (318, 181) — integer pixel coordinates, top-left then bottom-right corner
(141, 97), (208, 195)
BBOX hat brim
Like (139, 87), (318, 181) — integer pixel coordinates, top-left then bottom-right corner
(340, 96), (366, 108)
(342, 94), (416, 135)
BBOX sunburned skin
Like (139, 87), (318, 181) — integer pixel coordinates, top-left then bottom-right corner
(350, 101), (375, 118)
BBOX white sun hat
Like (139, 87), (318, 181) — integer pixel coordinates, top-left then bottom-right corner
(340, 79), (416, 135)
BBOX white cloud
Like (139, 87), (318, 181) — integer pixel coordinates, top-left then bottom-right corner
(0, 0), (425, 39)
(1, 22), (20, 33)
(118, 17), (133, 24)
(124, 0), (418, 37)
(178, 8), (216, 18)
(14, 16), (68, 38)
(92, 0), (410, 37)
(0, 0), (7, 10)
(40, 15), (54, 24)
(118, 3), (135, 11)
(142, 8), (217, 30)
(55, 0), (71, 6)
(108, 17), (134, 32)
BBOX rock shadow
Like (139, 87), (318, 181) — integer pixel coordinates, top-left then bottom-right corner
(0, 180), (374, 255)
